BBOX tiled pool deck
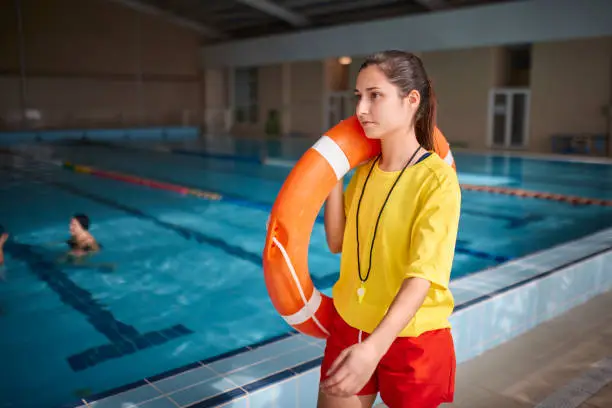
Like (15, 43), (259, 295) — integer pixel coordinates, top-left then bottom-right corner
(68, 227), (612, 408)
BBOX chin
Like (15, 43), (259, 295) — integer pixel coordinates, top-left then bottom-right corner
(362, 128), (383, 140)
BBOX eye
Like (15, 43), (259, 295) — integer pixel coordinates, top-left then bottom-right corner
(354, 93), (362, 101)
(370, 92), (381, 100)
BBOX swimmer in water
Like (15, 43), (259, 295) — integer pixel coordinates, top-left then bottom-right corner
(66, 213), (100, 257)
(1, 217), (114, 273)
(57, 213), (115, 271)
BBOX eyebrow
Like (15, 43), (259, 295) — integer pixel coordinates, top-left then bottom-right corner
(354, 87), (381, 93)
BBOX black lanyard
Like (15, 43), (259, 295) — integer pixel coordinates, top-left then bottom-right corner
(355, 146), (422, 286)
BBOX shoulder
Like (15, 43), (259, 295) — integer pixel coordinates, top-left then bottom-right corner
(354, 159), (376, 175)
(347, 158), (375, 184)
(80, 236), (101, 252)
(88, 239), (101, 251)
(415, 153), (460, 197)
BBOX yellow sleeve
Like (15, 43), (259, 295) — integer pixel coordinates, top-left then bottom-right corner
(405, 176), (461, 289)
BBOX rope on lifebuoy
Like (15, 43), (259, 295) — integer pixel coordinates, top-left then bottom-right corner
(461, 184), (612, 207)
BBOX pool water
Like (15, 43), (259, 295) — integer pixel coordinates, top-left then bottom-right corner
(1, 139), (611, 408)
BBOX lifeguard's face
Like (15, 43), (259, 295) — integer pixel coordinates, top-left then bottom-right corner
(355, 64), (420, 140)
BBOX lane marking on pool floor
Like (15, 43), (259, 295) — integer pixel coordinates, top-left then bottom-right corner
(534, 356), (612, 408)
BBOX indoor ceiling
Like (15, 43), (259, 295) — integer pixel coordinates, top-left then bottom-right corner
(115, 0), (522, 43)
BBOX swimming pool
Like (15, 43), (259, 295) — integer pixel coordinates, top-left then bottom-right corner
(1, 138), (611, 408)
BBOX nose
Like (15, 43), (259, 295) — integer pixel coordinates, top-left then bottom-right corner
(356, 97), (369, 117)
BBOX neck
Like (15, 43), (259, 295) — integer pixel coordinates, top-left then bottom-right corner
(378, 129), (421, 172)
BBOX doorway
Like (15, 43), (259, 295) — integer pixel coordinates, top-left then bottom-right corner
(488, 88), (531, 149)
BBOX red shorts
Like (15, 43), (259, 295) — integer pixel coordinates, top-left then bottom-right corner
(321, 306), (456, 408)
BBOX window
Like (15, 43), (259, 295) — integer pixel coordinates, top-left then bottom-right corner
(509, 44), (531, 71)
(505, 44), (531, 86)
(234, 67), (258, 124)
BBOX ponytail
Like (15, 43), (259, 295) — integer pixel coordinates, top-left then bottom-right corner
(414, 78), (436, 151)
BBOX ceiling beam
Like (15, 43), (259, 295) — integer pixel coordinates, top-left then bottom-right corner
(106, 0), (229, 39)
(236, 0), (311, 27)
(201, 0), (612, 68)
(301, 0), (408, 16)
(415, 0), (448, 10)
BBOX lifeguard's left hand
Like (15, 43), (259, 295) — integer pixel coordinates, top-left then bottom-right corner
(320, 340), (382, 397)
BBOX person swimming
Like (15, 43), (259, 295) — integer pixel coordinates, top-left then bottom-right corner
(1, 215), (113, 273)
(66, 213), (100, 257)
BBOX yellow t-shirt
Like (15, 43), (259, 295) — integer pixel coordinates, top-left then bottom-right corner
(332, 152), (461, 337)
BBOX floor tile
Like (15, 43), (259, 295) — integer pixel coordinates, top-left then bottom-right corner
(137, 397), (178, 408)
(151, 365), (217, 394)
(249, 377), (298, 408)
(166, 376), (238, 407)
(225, 345), (323, 389)
(85, 384), (162, 407)
(207, 336), (310, 375)
(297, 369), (320, 408)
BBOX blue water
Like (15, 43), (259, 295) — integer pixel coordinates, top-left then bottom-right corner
(1, 139), (611, 408)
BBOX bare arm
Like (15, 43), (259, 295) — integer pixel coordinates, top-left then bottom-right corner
(365, 277), (430, 355)
(324, 180), (346, 254)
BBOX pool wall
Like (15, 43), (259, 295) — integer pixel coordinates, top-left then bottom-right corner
(69, 226), (612, 408)
(0, 126), (200, 145)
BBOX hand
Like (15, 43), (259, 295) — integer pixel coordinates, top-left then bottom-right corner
(320, 340), (382, 398)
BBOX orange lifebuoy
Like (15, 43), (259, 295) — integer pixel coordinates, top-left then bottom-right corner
(262, 115), (456, 338)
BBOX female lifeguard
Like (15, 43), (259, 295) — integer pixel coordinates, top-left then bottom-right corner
(320, 50), (461, 408)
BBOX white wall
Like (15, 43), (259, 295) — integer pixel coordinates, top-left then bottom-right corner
(529, 37), (612, 152)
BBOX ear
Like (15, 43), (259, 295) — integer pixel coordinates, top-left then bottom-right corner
(407, 90), (421, 109)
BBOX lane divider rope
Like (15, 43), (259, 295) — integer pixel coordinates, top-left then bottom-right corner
(61, 161), (223, 201)
(0, 148), (518, 263)
(461, 184), (612, 207)
(0, 148), (222, 201)
(2, 147), (610, 207)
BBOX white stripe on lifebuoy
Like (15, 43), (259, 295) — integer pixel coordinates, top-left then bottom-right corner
(312, 135), (351, 180)
(281, 289), (323, 326)
(444, 150), (454, 166)
(272, 236), (330, 336)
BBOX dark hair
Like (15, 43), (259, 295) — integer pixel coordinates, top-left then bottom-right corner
(73, 213), (90, 231)
(359, 50), (436, 151)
